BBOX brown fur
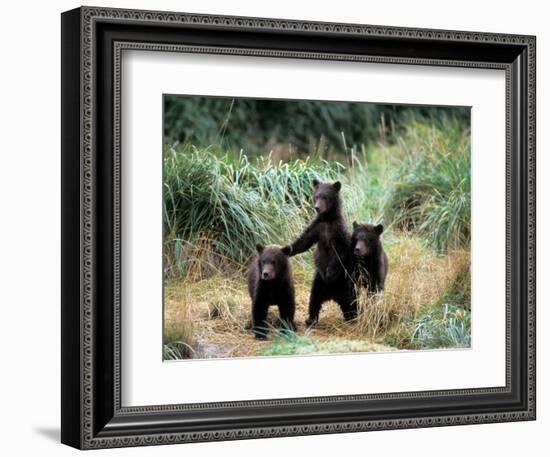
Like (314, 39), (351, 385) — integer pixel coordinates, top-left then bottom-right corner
(284, 180), (356, 326)
(351, 222), (388, 293)
(247, 244), (296, 339)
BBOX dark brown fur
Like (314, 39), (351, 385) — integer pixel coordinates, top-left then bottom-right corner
(247, 244), (296, 339)
(351, 222), (388, 293)
(284, 180), (356, 326)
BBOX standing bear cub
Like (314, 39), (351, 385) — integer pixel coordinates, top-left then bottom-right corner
(351, 222), (388, 293)
(247, 244), (296, 339)
(284, 180), (356, 326)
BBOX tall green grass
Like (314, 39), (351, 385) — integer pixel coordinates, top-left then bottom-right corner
(163, 144), (342, 276)
(163, 119), (470, 277)
(163, 116), (472, 354)
(383, 121), (471, 253)
(342, 149), (387, 225)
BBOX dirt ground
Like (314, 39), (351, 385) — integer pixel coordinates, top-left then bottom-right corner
(164, 240), (469, 359)
(164, 268), (395, 359)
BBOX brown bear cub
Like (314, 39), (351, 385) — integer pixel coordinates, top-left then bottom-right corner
(351, 222), (388, 293)
(284, 180), (356, 326)
(247, 244), (296, 339)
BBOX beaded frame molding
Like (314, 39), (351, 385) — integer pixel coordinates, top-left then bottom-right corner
(61, 6), (536, 450)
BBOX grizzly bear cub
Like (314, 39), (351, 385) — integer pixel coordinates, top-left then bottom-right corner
(351, 222), (388, 293)
(284, 180), (356, 326)
(247, 244), (296, 339)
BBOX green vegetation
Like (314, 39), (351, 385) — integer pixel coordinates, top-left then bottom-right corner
(257, 330), (389, 357)
(163, 320), (195, 360)
(411, 303), (471, 349)
(382, 260), (471, 349)
(162, 97), (472, 358)
(382, 304), (471, 351)
(164, 96), (470, 158)
(163, 144), (341, 277)
(383, 121), (471, 252)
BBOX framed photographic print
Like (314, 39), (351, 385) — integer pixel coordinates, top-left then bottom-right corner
(61, 6), (536, 449)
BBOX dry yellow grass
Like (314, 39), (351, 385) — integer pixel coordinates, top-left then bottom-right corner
(164, 233), (470, 359)
(354, 236), (470, 340)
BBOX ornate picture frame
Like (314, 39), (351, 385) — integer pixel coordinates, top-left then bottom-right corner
(61, 6), (536, 449)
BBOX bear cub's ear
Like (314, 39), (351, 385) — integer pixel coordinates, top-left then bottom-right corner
(333, 181), (342, 191)
(352, 221), (359, 230)
(375, 224), (384, 234)
(256, 244), (264, 254)
(312, 179), (320, 188)
(281, 245), (292, 256)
